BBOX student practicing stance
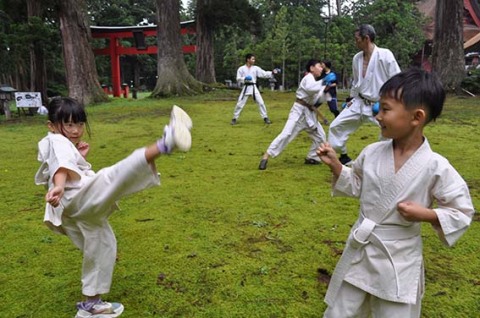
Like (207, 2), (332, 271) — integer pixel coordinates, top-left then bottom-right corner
(328, 24), (400, 165)
(317, 68), (475, 318)
(35, 97), (192, 318)
(258, 59), (327, 170)
(231, 53), (277, 125)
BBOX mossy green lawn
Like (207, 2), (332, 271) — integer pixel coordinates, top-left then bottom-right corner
(0, 89), (478, 317)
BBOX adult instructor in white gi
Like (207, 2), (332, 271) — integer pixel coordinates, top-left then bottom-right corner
(231, 53), (277, 125)
(328, 24), (400, 165)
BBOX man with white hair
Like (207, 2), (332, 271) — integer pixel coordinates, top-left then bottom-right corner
(328, 24), (400, 165)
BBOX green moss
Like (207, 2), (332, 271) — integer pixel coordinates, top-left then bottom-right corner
(0, 91), (478, 317)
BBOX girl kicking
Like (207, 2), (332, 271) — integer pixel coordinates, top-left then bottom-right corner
(35, 97), (192, 318)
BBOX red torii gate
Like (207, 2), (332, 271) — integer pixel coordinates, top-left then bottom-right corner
(91, 20), (196, 97)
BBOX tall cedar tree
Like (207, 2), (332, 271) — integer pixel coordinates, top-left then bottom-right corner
(151, 0), (202, 97)
(195, 0), (261, 84)
(431, 0), (464, 92)
(27, 0), (47, 105)
(56, 0), (107, 105)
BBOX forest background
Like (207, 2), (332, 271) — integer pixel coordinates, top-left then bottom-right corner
(0, 0), (463, 98)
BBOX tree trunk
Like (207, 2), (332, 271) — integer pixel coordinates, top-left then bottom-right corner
(151, 0), (203, 97)
(431, 0), (464, 93)
(57, 0), (107, 105)
(27, 0), (48, 106)
(195, 0), (216, 83)
(132, 57), (140, 89)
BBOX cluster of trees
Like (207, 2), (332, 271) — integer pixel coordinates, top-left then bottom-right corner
(0, 0), (466, 106)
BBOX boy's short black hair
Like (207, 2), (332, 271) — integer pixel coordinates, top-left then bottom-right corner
(306, 59), (320, 72)
(379, 68), (445, 123)
(245, 53), (255, 61)
(323, 60), (332, 69)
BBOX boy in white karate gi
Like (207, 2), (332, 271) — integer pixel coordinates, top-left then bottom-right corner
(317, 68), (475, 317)
(35, 97), (192, 318)
(258, 59), (327, 170)
(231, 53), (277, 125)
(328, 24), (400, 165)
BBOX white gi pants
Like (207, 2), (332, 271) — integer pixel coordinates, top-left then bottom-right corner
(60, 148), (160, 296)
(233, 86), (268, 119)
(323, 281), (421, 318)
(328, 100), (379, 154)
(266, 105), (325, 161)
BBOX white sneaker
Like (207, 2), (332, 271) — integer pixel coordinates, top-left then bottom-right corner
(75, 300), (124, 318)
(171, 105), (192, 130)
(169, 106), (192, 152)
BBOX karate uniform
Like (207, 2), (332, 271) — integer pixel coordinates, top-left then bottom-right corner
(232, 64), (273, 120)
(266, 73), (326, 162)
(328, 46), (401, 154)
(35, 133), (160, 296)
(323, 139), (475, 317)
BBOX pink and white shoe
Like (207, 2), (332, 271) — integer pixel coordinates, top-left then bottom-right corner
(75, 299), (124, 318)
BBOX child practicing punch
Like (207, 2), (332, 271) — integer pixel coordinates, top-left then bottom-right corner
(35, 97), (192, 318)
(258, 59), (327, 170)
(317, 68), (475, 317)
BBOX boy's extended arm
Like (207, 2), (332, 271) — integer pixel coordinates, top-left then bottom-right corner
(46, 168), (68, 207)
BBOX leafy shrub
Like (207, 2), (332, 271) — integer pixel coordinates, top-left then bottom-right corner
(462, 68), (480, 94)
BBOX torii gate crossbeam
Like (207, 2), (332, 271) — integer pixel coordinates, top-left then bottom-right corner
(91, 20), (196, 97)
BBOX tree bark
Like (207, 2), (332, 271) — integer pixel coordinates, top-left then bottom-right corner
(27, 0), (48, 106)
(151, 0), (203, 97)
(57, 0), (107, 105)
(336, 0), (342, 16)
(431, 0), (464, 93)
(195, 0), (216, 83)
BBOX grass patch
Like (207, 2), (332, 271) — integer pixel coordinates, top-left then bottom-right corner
(0, 89), (478, 317)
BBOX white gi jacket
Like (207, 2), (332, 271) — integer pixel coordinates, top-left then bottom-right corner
(294, 72), (326, 128)
(325, 138), (474, 305)
(35, 132), (160, 234)
(35, 133), (96, 233)
(236, 64), (273, 96)
(349, 46), (400, 115)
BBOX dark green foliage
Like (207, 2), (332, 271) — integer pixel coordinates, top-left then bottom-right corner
(0, 2), (63, 90)
(462, 69), (480, 94)
(87, 0), (156, 26)
(348, 0), (427, 69)
(198, 0), (262, 35)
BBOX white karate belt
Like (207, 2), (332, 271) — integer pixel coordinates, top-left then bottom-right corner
(324, 215), (420, 305)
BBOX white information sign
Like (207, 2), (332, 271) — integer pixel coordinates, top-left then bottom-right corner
(15, 92), (42, 108)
